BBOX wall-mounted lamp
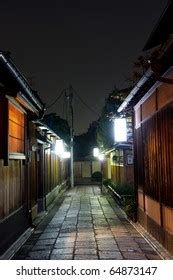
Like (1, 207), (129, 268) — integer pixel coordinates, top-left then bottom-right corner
(55, 139), (70, 158)
(93, 147), (104, 161)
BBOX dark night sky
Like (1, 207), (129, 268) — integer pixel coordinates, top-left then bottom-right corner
(0, 0), (168, 134)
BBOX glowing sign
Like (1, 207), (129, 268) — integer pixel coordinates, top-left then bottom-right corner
(114, 118), (127, 142)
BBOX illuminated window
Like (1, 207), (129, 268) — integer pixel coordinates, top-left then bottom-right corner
(8, 102), (25, 154)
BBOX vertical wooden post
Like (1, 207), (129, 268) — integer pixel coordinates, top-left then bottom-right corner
(37, 144), (45, 212)
(132, 109), (138, 222)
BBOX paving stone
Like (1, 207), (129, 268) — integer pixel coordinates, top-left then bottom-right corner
(31, 245), (53, 251)
(43, 228), (60, 233)
(98, 246), (119, 251)
(74, 255), (98, 260)
(52, 248), (74, 255)
(75, 248), (97, 255)
(35, 239), (56, 246)
(122, 252), (147, 259)
(59, 232), (76, 237)
(50, 254), (73, 260)
(76, 239), (96, 247)
(99, 252), (123, 260)
(38, 232), (59, 239)
(54, 242), (75, 249)
(60, 228), (76, 233)
(13, 185), (163, 260)
(27, 250), (51, 259)
(119, 247), (143, 253)
(56, 237), (76, 243)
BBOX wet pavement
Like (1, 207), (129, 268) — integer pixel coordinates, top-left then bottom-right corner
(13, 185), (161, 260)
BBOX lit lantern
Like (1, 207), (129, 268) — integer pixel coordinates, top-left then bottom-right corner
(93, 147), (99, 157)
(114, 118), (127, 142)
(98, 154), (104, 161)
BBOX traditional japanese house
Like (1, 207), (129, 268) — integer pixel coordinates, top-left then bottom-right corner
(117, 1), (173, 253)
(102, 116), (134, 186)
(0, 51), (69, 255)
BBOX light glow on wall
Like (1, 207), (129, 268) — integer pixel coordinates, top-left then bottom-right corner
(61, 151), (71, 159)
(55, 139), (64, 155)
(98, 154), (104, 161)
(93, 147), (105, 161)
(114, 118), (127, 142)
(55, 139), (70, 159)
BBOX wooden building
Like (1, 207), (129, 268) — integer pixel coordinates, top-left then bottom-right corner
(117, 1), (173, 253)
(102, 116), (134, 186)
(103, 144), (134, 186)
(0, 51), (69, 255)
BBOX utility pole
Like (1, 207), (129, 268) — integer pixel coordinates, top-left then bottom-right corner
(66, 85), (74, 188)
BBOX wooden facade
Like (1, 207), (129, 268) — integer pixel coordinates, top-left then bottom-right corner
(134, 70), (173, 253)
(103, 149), (134, 186)
(0, 52), (69, 255)
(115, 1), (173, 254)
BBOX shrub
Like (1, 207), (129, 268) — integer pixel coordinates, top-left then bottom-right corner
(103, 179), (136, 221)
(114, 182), (134, 196)
(124, 197), (137, 221)
(92, 171), (102, 182)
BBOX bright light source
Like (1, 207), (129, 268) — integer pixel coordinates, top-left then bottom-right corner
(62, 151), (71, 159)
(98, 154), (104, 161)
(114, 118), (127, 142)
(55, 139), (64, 155)
(38, 126), (48, 130)
(93, 147), (99, 157)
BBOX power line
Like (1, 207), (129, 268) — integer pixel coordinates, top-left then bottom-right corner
(72, 87), (98, 116)
(46, 88), (65, 109)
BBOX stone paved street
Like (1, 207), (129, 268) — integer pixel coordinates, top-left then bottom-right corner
(13, 185), (161, 260)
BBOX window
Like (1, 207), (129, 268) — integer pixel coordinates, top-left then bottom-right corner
(8, 102), (25, 154)
(111, 150), (124, 166)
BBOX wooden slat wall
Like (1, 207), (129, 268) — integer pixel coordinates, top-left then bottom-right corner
(134, 77), (173, 252)
(44, 150), (67, 196)
(136, 127), (145, 190)
(30, 151), (37, 207)
(50, 152), (59, 191)
(140, 104), (173, 207)
(74, 162), (82, 179)
(44, 150), (51, 194)
(0, 159), (24, 220)
(111, 165), (124, 184)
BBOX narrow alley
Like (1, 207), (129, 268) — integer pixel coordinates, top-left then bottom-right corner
(13, 185), (162, 260)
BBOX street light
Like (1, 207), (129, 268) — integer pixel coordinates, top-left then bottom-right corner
(55, 139), (64, 155)
(98, 154), (104, 161)
(55, 140), (70, 159)
(93, 147), (99, 157)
